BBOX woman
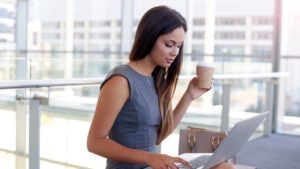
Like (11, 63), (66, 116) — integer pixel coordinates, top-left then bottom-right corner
(87, 5), (236, 169)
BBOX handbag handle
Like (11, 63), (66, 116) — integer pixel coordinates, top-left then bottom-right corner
(187, 134), (197, 153)
(187, 126), (207, 131)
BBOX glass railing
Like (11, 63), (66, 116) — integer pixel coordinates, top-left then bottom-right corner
(280, 55), (300, 135)
(0, 50), (273, 80)
(0, 50), (298, 169)
(0, 73), (288, 169)
(0, 81), (103, 169)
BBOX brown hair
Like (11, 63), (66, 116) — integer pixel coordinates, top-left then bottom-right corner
(129, 6), (187, 144)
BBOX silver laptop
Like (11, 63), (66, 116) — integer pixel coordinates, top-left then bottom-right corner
(178, 111), (269, 169)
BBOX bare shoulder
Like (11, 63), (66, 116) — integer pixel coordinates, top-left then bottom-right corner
(100, 75), (130, 100)
(103, 75), (128, 88)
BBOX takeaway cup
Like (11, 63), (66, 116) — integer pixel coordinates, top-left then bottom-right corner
(196, 62), (214, 88)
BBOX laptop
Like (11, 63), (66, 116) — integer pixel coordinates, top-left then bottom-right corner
(177, 111), (269, 169)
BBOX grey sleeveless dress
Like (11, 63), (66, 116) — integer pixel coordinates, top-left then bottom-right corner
(100, 65), (161, 169)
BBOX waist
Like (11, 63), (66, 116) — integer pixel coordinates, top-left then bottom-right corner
(110, 125), (158, 149)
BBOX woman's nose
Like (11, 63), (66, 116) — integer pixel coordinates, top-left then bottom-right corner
(171, 47), (179, 56)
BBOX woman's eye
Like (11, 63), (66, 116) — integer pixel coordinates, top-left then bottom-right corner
(165, 42), (183, 48)
(165, 44), (173, 48)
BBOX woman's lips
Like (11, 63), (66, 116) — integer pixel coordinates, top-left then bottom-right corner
(166, 58), (174, 64)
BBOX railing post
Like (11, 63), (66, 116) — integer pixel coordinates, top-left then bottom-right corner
(221, 83), (231, 131)
(29, 98), (40, 169)
(265, 80), (274, 136)
(29, 95), (48, 169)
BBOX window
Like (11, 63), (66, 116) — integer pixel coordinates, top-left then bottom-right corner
(215, 45), (245, 55)
(89, 20), (110, 28)
(0, 23), (9, 33)
(193, 18), (205, 26)
(32, 32), (38, 45)
(0, 8), (9, 18)
(73, 43), (84, 51)
(42, 22), (61, 29)
(192, 45), (204, 54)
(74, 32), (84, 39)
(215, 17), (245, 26)
(192, 31), (204, 39)
(251, 46), (272, 55)
(0, 38), (7, 42)
(252, 17), (273, 25)
(88, 32), (110, 39)
(42, 33), (60, 40)
(215, 31), (245, 39)
(252, 31), (273, 40)
(114, 20), (121, 27)
(74, 21), (85, 28)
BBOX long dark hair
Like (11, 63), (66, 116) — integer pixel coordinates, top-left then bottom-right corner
(129, 5), (187, 144)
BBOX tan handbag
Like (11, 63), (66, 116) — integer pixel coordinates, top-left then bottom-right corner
(178, 126), (227, 155)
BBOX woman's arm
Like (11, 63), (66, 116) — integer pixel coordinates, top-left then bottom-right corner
(172, 76), (211, 130)
(87, 75), (148, 163)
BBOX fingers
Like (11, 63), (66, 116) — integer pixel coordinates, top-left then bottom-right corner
(161, 157), (191, 169)
(173, 157), (192, 168)
(150, 154), (192, 169)
(163, 158), (179, 169)
(165, 161), (178, 169)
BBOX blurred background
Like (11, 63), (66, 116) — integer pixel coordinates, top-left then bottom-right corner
(0, 0), (299, 168)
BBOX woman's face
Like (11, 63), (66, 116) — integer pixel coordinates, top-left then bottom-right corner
(148, 26), (185, 68)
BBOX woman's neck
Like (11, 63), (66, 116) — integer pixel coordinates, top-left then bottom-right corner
(127, 59), (155, 77)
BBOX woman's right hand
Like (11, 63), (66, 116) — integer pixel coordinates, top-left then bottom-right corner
(146, 153), (191, 169)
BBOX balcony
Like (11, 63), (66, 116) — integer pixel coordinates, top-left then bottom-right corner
(0, 50), (299, 169)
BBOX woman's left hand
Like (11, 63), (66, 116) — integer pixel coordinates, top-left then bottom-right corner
(185, 76), (212, 100)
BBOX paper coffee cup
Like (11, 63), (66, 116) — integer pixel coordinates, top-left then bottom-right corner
(196, 62), (214, 88)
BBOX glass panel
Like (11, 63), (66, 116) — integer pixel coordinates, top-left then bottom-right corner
(281, 56), (300, 135)
(37, 85), (104, 168)
(279, 0), (300, 135)
(0, 0), (19, 154)
(0, 89), (16, 151)
(0, 88), (18, 169)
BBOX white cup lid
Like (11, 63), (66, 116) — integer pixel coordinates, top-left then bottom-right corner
(196, 62), (214, 68)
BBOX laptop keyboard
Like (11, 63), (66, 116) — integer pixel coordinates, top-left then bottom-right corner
(178, 155), (211, 169)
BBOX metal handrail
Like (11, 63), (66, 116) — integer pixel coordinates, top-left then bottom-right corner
(0, 72), (289, 90)
(0, 78), (104, 89)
